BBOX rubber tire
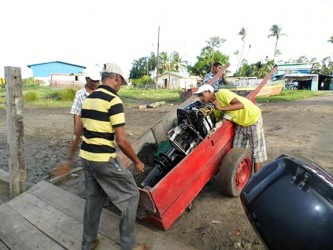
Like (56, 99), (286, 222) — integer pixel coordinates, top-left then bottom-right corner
(219, 148), (252, 197)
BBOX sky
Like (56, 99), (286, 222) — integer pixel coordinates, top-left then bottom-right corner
(1, 0), (332, 78)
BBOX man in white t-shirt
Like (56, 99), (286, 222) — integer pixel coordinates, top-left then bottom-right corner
(52, 65), (101, 176)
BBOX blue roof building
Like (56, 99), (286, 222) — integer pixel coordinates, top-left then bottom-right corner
(274, 63), (322, 90)
(274, 63), (312, 76)
(27, 61), (85, 78)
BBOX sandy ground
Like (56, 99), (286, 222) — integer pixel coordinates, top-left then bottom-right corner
(0, 92), (332, 249)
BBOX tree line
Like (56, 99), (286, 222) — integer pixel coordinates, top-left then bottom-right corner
(129, 25), (333, 85)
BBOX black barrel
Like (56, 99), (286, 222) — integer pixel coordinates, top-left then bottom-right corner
(240, 155), (333, 250)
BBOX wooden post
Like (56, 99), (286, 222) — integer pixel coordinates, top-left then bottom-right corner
(5, 66), (27, 197)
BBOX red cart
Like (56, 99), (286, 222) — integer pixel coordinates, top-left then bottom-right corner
(118, 66), (277, 230)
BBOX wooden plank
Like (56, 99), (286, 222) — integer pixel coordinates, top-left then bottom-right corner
(0, 204), (64, 250)
(29, 181), (193, 250)
(151, 119), (168, 143)
(6, 192), (117, 249)
(0, 240), (9, 250)
(28, 181), (121, 240)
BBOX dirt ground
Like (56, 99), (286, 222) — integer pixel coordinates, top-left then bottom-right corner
(0, 92), (332, 249)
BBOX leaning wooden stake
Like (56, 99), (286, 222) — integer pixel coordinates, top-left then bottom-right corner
(246, 65), (278, 103)
(5, 66), (27, 197)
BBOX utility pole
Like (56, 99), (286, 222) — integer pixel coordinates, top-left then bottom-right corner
(155, 26), (160, 89)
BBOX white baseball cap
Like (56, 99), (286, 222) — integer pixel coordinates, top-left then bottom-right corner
(102, 62), (128, 85)
(194, 84), (215, 95)
(84, 65), (101, 81)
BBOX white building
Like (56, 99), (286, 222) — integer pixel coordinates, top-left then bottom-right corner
(157, 72), (200, 90)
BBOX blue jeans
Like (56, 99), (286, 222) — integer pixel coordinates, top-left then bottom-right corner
(81, 157), (139, 250)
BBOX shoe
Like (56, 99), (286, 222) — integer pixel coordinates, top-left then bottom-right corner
(92, 238), (99, 249)
(132, 243), (149, 250)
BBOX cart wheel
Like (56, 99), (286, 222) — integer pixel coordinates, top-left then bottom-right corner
(219, 148), (252, 197)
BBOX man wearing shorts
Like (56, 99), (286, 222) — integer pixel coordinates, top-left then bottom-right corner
(195, 84), (267, 172)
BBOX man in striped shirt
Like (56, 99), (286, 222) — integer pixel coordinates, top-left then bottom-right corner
(79, 62), (146, 250)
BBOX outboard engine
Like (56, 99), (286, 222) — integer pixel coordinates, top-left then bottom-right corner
(240, 155), (333, 250)
(141, 101), (217, 188)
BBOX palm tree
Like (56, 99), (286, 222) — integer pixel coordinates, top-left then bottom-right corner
(159, 52), (169, 74)
(245, 44), (252, 62)
(236, 27), (247, 72)
(328, 35), (333, 44)
(170, 51), (187, 73)
(268, 24), (287, 61)
(234, 50), (239, 58)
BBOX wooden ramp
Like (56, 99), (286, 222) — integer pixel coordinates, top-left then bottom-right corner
(0, 181), (193, 250)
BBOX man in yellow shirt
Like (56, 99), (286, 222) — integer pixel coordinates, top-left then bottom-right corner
(195, 84), (267, 172)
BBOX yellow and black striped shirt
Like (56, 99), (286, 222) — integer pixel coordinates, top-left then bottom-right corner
(79, 85), (125, 162)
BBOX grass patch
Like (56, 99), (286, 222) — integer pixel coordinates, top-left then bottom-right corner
(119, 87), (182, 104)
(24, 100), (74, 108)
(24, 91), (39, 102)
(57, 88), (77, 101)
(256, 90), (326, 103)
(0, 85), (330, 110)
(0, 91), (5, 108)
(0, 86), (79, 109)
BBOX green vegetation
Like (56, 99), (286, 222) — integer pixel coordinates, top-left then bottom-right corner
(130, 36), (229, 82)
(22, 77), (45, 87)
(0, 85), (78, 109)
(256, 90), (326, 103)
(187, 36), (229, 78)
(0, 85), (183, 109)
(128, 31), (333, 81)
(130, 75), (155, 86)
(0, 91), (5, 108)
(0, 84), (329, 110)
(24, 91), (39, 102)
(56, 88), (77, 101)
(119, 87), (182, 104)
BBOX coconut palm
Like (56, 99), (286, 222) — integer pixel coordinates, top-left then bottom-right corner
(236, 27), (247, 72)
(234, 50), (239, 57)
(245, 44), (252, 62)
(159, 52), (170, 73)
(328, 35), (333, 44)
(268, 24), (287, 61)
(170, 51), (187, 73)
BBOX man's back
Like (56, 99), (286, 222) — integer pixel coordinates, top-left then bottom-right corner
(80, 85), (125, 162)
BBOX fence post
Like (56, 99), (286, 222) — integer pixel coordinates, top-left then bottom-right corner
(5, 66), (27, 197)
